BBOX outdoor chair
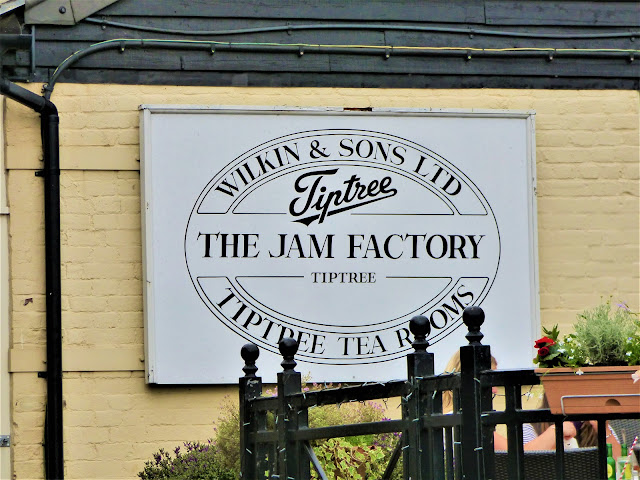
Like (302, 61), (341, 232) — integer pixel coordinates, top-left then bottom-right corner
(610, 418), (640, 446)
(494, 446), (599, 480)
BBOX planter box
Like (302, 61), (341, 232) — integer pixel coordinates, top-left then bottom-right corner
(535, 366), (640, 415)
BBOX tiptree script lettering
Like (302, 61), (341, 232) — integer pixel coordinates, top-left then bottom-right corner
(289, 168), (397, 225)
(185, 130), (500, 364)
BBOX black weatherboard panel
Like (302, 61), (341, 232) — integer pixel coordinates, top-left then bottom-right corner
(2, 0), (639, 89)
(97, 0), (487, 22)
(484, 1), (640, 26)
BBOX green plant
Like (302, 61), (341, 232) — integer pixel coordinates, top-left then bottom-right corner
(532, 324), (587, 368)
(533, 300), (640, 368)
(573, 300), (639, 366)
(308, 397), (385, 446)
(211, 387), (402, 480)
(312, 437), (388, 480)
(625, 332), (640, 365)
(532, 324), (566, 368)
(306, 398), (402, 480)
(140, 383), (404, 480)
(212, 398), (241, 473)
(138, 441), (236, 480)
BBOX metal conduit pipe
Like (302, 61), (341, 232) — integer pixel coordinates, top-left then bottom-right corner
(83, 17), (640, 39)
(0, 77), (63, 480)
(0, 34), (32, 49)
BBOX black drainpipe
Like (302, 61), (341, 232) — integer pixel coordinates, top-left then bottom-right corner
(0, 78), (63, 479)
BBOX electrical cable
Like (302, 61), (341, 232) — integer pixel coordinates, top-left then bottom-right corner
(83, 17), (639, 40)
(43, 37), (640, 99)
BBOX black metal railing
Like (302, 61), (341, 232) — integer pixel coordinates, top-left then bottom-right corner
(238, 306), (640, 479)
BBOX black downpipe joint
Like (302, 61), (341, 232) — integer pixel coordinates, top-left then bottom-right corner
(0, 78), (63, 479)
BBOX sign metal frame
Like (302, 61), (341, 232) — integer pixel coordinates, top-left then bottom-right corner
(140, 106), (539, 384)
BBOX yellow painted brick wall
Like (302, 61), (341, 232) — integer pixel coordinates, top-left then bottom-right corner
(3, 84), (639, 479)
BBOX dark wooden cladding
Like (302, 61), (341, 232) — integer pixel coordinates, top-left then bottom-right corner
(98, 0), (486, 23)
(33, 44), (333, 72)
(34, 20), (636, 50)
(96, 0), (639, 27)
(34, 19), (389, 43)
(31, 39), (635, 77)
(485, 1), (640, 26)
(2, 0), (639, 89)
(327, 55), (632, 78)
(384, 30), (636, 51)
(20, 68), (640, 90)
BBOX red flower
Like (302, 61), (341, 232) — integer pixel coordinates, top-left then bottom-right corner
(534, 336), (555, 348)
(538, 346), (550, 357)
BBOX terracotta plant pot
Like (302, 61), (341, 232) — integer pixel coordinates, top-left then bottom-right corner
(535, 366), (640, 415)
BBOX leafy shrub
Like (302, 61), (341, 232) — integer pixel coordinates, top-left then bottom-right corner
(534, 300), (640, 367)
(574, 300), (639, 365)
(138, 441), (236, 480)
(211, 399), (241, 473)
(312, 437), (387, 479)
(308, 397), (386, 445)
(212, 387), (403, 480)
(306, 398), (402, 480)
(140, 385), (403, 480)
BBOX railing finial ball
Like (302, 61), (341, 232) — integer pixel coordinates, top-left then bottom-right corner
(463, 306), (484, 328)
(279, 336), (298, 357)
(241, 343), (259, 377)
(409, 315), (430, 351)
(241, 343), (259, 362)
(409, 315), (430, 338)
(279, 336), (299, 372)
(463, 306), (485, 344)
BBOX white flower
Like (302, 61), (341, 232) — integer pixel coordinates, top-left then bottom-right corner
(632, 370), (640, 384)
(575, 369), (584, 376)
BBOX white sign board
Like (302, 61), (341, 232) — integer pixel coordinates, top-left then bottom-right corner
(140, 106), (538, 384)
